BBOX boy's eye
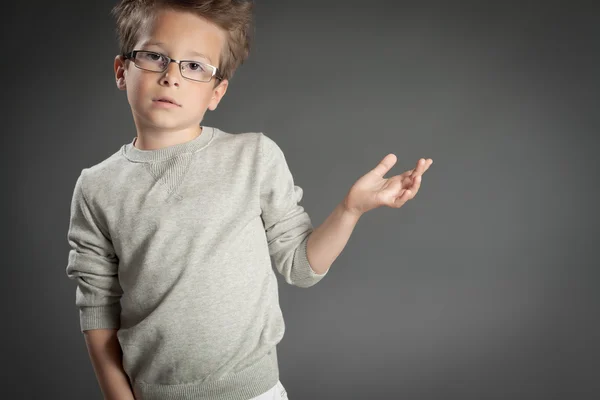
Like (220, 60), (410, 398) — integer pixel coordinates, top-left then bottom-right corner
(139, 52), (163, 62)
(187, 62), (205, 71)
(147, 53), (162, 61)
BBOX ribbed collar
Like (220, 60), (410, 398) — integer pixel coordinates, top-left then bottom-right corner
(121, 126), (216, 162)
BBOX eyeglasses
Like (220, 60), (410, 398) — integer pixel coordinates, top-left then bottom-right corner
(123, 50), (223, 83)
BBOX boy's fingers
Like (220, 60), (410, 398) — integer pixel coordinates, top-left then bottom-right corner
(412, 175), (422, 191)
(412, 160), (425, 177)
(413, 158), (432, 177)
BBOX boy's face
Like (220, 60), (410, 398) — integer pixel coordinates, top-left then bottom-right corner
(114, 9), (228, 135)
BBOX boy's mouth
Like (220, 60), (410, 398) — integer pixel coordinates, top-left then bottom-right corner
(153, 96), (181, 106)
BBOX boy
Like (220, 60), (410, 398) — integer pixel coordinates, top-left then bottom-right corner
(65, 1), (432, 399)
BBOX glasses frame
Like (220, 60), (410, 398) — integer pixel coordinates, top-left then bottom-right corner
(123, 50), (223, 83)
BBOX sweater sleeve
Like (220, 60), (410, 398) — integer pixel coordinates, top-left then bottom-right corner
(259, 133), (328, 288)
(65, 170), (123, 332)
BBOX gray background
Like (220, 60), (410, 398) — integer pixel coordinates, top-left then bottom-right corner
(3, 0), (599, 399)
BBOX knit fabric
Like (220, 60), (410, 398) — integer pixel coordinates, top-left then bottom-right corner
(66, 125), (328, 399)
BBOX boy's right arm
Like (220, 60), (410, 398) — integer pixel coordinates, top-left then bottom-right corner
(84, 328), (135, 400)
(66, 172), (131, 399)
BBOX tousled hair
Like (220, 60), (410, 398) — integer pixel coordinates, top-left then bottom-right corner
(111, 0), (254, 82)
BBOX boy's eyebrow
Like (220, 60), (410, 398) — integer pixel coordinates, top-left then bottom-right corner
(142, 41), (213, 63)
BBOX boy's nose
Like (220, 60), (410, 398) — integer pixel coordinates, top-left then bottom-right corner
(161, 61), (181, 86)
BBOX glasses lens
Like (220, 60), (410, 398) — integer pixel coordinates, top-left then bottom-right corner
(181, 61), (214, 82)
(134, 51), (166, 72)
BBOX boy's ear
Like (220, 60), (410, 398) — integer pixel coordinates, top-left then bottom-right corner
(207, 79), (229, 111)
(114, 55), (127, 91)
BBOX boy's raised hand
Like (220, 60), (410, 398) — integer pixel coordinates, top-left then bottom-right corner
(343, 154), (433, 217)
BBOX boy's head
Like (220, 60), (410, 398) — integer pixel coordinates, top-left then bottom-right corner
(111, 0), (254, 135)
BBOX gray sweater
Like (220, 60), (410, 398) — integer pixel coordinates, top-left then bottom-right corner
(65, 126), (328, 400)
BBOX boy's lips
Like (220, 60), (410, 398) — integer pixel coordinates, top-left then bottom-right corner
(153, 96), (181, 106)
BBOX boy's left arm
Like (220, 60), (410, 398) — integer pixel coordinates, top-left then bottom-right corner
(306, 154), (433, 275)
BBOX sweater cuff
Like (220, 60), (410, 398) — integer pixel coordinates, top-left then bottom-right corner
(291, 235), (328, 288)
(80, 303), (121, 332)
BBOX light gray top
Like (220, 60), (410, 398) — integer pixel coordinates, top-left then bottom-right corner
(66, 126), (328, 400)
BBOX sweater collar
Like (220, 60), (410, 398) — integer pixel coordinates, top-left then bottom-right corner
(122, 126), (215, 162)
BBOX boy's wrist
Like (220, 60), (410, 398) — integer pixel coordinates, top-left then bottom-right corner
(340, 198), (364, 221)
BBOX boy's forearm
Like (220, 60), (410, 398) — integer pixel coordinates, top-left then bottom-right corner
(83, 328), (135, 400)
(306, 201), (362, 275)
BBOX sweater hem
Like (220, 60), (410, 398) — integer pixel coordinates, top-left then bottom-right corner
(132, 348), (279, 400)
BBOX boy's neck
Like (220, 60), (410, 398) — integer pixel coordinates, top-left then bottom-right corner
(133, 126), (203, 150)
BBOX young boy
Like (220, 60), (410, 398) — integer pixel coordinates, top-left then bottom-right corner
(65, 1), (432, 399)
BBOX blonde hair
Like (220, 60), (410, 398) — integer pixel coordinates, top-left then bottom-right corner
(111, 0), (254, 82)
